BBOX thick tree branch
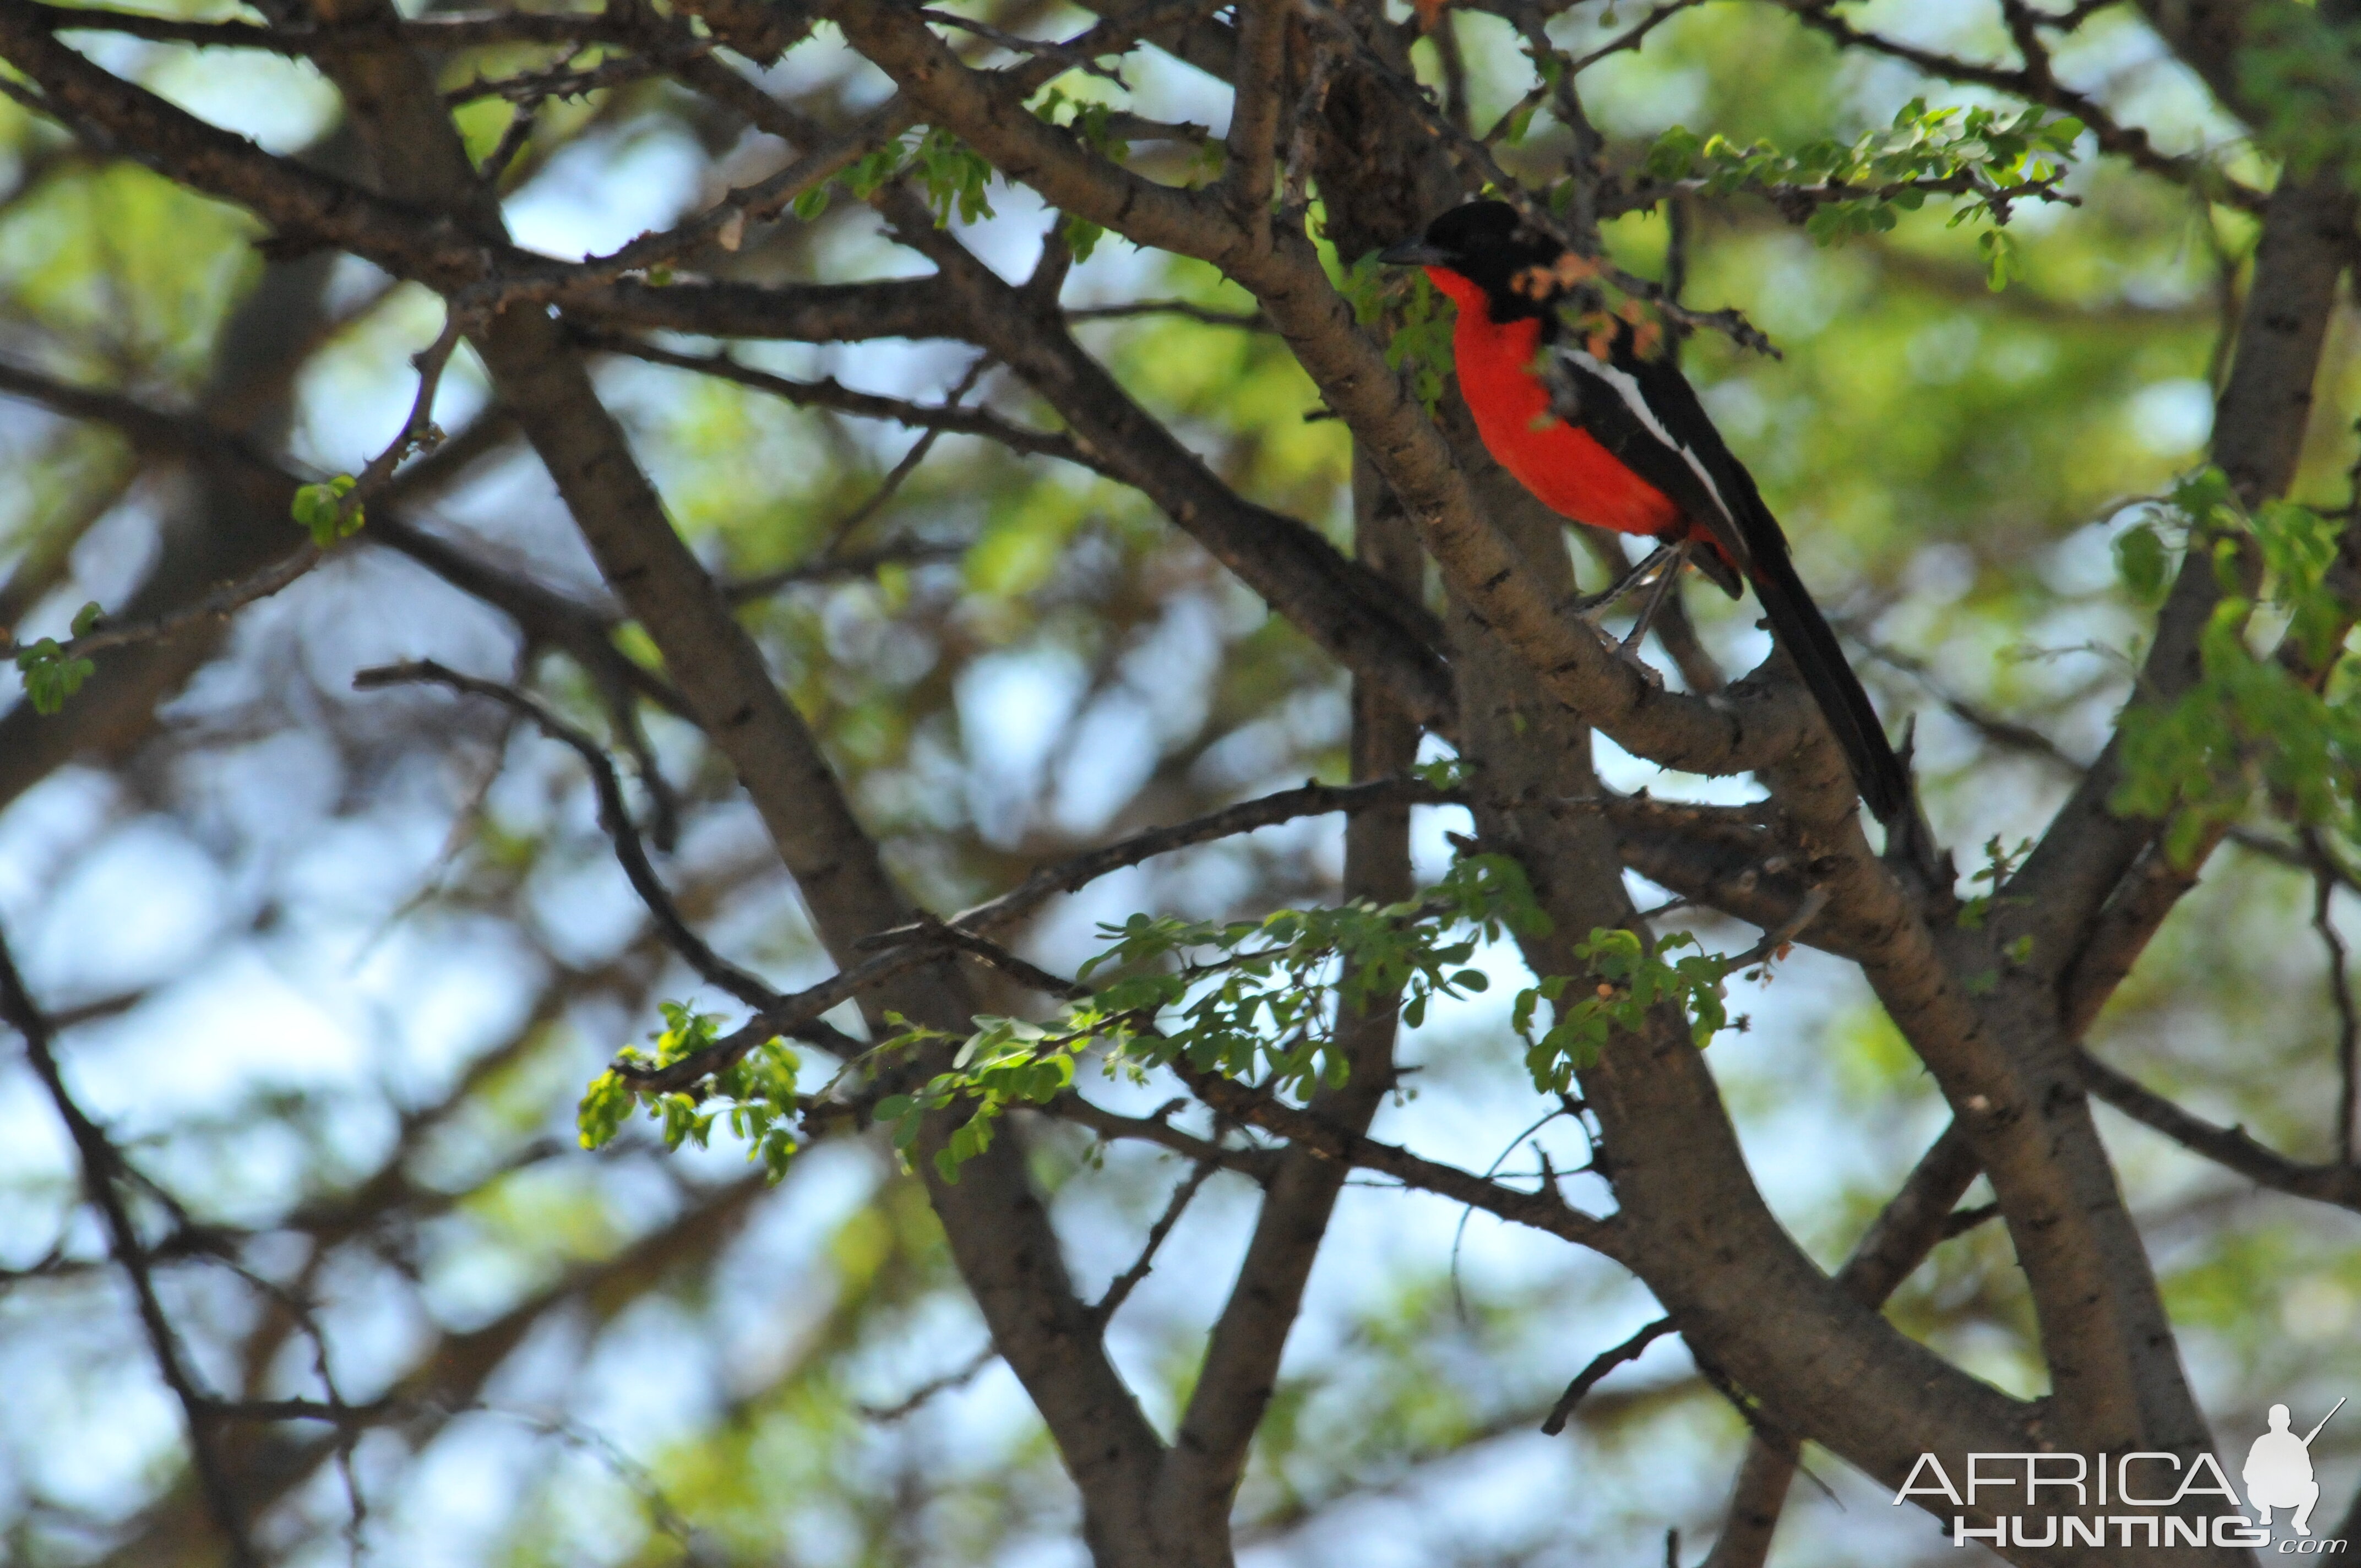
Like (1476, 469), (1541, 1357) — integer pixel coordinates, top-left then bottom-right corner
(1220, 0), (1288, 218)
(824, 0), (1866, 821)
(1161, 448), (1426, 1534)
(1700, 1122), (1982, 1568)
(295, 9), (1174, 1550)
(573, 275), (966, 344)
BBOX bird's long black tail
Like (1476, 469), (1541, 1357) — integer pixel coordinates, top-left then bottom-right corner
(1745, 546), (1910, 825)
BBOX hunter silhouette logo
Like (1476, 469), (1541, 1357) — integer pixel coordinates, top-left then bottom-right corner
(2245, 1398), (2343, 1537)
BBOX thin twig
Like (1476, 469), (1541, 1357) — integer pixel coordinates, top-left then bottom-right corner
(1776, 0), (2264, 213)
(913, 914), (1091, 999)
(859, 1344), (999, 1421)
(1036, 1094), (1283, 1182)
(867, 777), (1456, 951)
(479, 103), (540, 187)
(583, 331), (1094, 466)
(919, 7), (1126, 81)
(1720, 885), (1829, 974)
(814, 355), (990, 558)
(1846, 630), (2087, 775)
(0, 925), (259, 1568)
(721, 542), (967, 603)
(478, 0), (1223, 306)
(1569, 0), (1705, 72)
(1087, 1157), (1218, 1322)
(352, 661), (841, 1034)
(2077, 1048), (2361, 1210)
(621, 777), (1452, 1094)
(6, 316), (464, 667)
(2306, 831), (2360, 1165)
(10, 546), (323, 665)
(1481, 0), (1704, 145)
(1064, 298), (1265, 329)
(1540, 1316), (1675, 1434)
(445, 42), (711, 106)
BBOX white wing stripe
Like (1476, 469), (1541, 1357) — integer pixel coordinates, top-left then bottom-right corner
(1560, 346), (1736, 529)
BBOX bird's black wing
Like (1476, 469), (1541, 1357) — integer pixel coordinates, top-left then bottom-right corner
(1558, 330), (1912, 824)
(1541, 341), (1746, 596)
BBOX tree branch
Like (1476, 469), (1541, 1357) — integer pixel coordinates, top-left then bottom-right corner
(1781, 0), (2265, 212)
(0, 924), (259, 1568)
(351, 661), (853, 1042)
(294, 6), (1176, 1543)
(1176, 1063), (1622, 1256)
(1700, 1121), (1982, 1568)
(2077, 1049), (2361, 1212)
(573, 274), (967, 343)
(1038, 1095), (1284, 1182)
(16, 1), (642, 52)
(1162, 446), (1426, 1530)
(1541, 1316), (1676, 1435)
(581, 329), (1100, 467)
(1220, 0), (1288, 219)
(866, 194), (1461, 733)
(2013, 166), (2356, 995)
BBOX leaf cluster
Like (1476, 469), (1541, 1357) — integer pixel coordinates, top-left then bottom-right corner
(791, 126), (998, 227)
(2112, 469), (2358, 864)
(1645, 99), (2082, 284)
(12, 599), (101, 716)
(291, 474), (363, 548)
(860, 856), (1748, 1178)
(1338, 252), (1453, 413)
(578, 1002), (802, 1179)
(1512, 929), (1735, 1091)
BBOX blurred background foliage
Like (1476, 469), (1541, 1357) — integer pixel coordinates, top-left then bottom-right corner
(1, 0), (2357, 1564)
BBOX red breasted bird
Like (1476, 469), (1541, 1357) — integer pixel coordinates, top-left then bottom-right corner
(1378, 199), (1910, 825)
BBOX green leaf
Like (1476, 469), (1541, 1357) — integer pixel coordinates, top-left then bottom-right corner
(291, 474), (363, 547)
(1645, 124), (1702, 182)
(14, 639), (96, 716)
(1978, 229), (2023, 291)
(2114, 520), (2170, 601)
(576, 1070), (636, 1150)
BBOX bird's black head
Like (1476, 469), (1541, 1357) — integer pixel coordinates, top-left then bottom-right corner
(1377, 200), (1576, 319)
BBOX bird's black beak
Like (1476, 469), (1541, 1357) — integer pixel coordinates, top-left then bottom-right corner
(1377, 236), (1450, 267)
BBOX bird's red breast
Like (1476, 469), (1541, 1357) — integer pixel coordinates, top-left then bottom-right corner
(1424, 266), (1686, 541)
